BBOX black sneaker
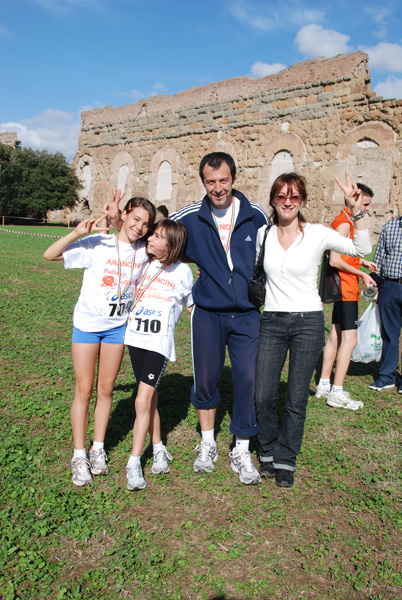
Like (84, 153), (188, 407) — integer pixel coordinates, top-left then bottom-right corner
(259, 461), (276, 478)
(275, 469), (294, 488)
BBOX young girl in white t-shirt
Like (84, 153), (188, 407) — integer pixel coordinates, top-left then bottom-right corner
(124, 219), (194, 491)
(44, 195), (156, 487)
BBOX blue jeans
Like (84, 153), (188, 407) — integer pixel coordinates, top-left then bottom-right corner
(378, 280), (402, 384)
(255, 311), (324, 471)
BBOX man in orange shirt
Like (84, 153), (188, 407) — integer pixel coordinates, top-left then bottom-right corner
(316, 183), (376, 410)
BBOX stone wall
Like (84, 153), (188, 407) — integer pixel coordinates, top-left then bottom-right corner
(0, 132), (19, 146)
(72, 51), (402, 238)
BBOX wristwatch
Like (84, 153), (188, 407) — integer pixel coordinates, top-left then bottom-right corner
(351, 210), (364, 221)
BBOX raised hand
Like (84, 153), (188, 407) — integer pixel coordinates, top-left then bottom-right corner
(334, 171), (362, 216)
(101, 188), (124, 230)
(75, 215), (110, 237)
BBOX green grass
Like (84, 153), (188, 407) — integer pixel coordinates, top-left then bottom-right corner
(1, 227), (401, 600)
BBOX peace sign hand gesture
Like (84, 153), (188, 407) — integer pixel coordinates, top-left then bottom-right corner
(101, 188), (124, 230)
(75, 215), (110, 237)
(335, 171), (362, 217)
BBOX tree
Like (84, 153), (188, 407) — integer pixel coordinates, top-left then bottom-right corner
(0, 143), (81, 219)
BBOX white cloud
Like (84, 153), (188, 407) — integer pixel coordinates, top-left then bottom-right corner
(251, 61), (287, 77)
(288, 8), (324, 27)
(230, 2), (277, 31)
(152, 82), (168, 93)
(228, 1), (324, 31)
(374, 76), (402, 100)
(295, 24), (351, 58)
(114, 89), (145, 101)
(0, 109), (80, 162)
(360, 42), (402, 73)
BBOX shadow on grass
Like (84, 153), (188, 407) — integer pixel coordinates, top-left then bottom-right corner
(106, 365), (252, 454)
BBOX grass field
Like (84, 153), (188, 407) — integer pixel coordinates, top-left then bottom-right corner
(1, 226), (401, 600)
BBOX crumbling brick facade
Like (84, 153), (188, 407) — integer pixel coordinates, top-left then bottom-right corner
(71, 51), (402, 238)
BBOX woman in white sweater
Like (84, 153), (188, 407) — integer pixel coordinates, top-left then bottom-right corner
(255, 172), (372, 488)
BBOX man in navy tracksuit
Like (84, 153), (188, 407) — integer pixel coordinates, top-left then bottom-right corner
(171, 152), (268, 484)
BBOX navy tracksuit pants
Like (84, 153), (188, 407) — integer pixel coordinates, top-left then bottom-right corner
(190, 305), (261, 437)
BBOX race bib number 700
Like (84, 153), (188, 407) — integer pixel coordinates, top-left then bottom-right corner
(105, 301), (132, 319)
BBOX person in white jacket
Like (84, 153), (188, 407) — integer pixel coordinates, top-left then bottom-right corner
(255, 172), (372, 488)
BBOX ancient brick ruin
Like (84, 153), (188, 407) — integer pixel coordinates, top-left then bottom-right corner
(70, 51), (402, 237)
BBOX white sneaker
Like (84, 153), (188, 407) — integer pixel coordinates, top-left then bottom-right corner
(151, 445), (172, 474)
(88, 447), (109, 475)
(126, 463), (146, 491)
(315, 383), (330, 399)
(230, 450), (261, 485)
(326, 390), (363, 410)
(71, 457), (93, 487)
(193, 442), (218, 473)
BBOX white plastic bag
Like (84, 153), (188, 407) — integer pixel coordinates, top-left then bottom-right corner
(351, 303), (382, 363)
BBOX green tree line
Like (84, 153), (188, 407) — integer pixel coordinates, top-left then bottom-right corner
(0, 142), (81, 219)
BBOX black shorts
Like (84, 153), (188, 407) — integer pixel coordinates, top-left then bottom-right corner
(127, 346), (168, 389)
(331, 300), (358, 331)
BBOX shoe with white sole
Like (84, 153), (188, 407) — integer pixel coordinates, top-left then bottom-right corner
(315, 383), (331, 399)
(71, 457), (93, 487)
(326, 390), (363, 410)
(126, 463), (146, 491)
(230, 450), (261, 485)
(151, 445), (172, 474)
(193, 442), (218, 473)
(88, 447), (109, 475)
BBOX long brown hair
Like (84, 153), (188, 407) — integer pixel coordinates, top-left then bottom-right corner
(123, 197), (156, 229)
(269, 172), (307, 231)
(147, 219), (188, 267)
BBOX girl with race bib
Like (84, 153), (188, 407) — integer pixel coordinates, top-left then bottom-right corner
(44, 195), (156, 487)
(124, 219), (194, 491)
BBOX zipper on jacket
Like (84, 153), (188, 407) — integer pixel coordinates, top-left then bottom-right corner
(228, 271), (239, 307)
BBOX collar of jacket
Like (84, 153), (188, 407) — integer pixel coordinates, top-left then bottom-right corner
(198, 189), (254, 227)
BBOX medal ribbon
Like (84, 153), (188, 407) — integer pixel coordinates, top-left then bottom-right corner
(211, 198), (235, 255)
(131, 262), (167, 311)
(114, 235), (137, 304)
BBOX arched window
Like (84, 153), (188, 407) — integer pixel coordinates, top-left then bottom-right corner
(117, 164), (129, 192)
(80, 163), (92, 197)
(357, 138), (379, 149)
(270, 151), (294, 187)
(156, 161), (172, 202)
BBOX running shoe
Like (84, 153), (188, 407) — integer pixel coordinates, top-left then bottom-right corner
(151, 445), (172, 474)
(126, 463), (146, 491)
(88, 447), (109, 475)
(326, 390), (363, 410)
(193, 442), (218, 473)
(230, 450), (261, 485)
(71, 457), (93, 487)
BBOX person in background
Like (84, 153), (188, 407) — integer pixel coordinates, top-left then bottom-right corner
(255, 172), (372, 488)
(316, 183), (377, 410)
(369, 216), (402, 392)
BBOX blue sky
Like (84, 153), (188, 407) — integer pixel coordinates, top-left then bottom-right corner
(1, 0), (402, 161)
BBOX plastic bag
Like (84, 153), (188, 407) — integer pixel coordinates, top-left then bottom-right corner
(351, 303), (382, 363)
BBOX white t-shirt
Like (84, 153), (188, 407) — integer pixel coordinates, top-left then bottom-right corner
(124, 260), (194, 361)
(210, 196), (239, 270)
(256, 223), (372, 312)
(63, 233), (147, 332)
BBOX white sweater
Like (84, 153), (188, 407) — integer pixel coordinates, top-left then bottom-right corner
(256, 223), (372, 312)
